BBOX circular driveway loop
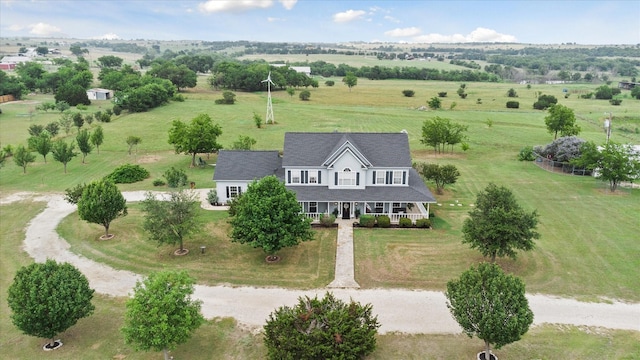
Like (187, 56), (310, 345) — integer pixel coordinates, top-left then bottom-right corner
(9, 191), (640, 334)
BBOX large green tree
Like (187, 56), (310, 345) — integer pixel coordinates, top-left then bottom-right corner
(13, 144), (36, 173)
(96, 55), (124, 68)
(229, 175), (313, 262)
(421, 116), (468, 154)
(75, 128), (93, 163)
(544, 104), (580, 139)
(7, 259), (95, 350)
(414, 162), (460, 194)
(446, 262), (533, 360)
(168, 113), (223, 167)
(51, 140), (77, 173)
(122, 270), (204, 360)
(28, 130), (53, 163)
(140, 190), (200, 255)
(264, 292), (380, 360)
(571, 141), (640, 192)
(462, 183), (540, 262)
(147, 62), (197, 91)
(77, 179), (128, 238)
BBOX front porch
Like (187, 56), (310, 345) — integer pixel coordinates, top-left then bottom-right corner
(300, 200), (430, 224)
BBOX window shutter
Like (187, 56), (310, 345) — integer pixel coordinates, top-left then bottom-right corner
(318, 171), (321, 184)
(226, 186), (229, 198)
(372, 171), (376, 184)
(356, 173), (360, 186)
(334, 172), (338, 185)
(238, 187), (242, 196)
(287, 170), (291, 183)
(304, 171), (308, 184)
(402, 171), (406, 184)
(386, 171), (392, 184)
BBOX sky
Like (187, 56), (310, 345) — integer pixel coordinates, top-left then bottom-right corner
(1, 0), (639, 45)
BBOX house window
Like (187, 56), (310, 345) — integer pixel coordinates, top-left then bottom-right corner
(392, 202), (401, 208)
(393, 171), (403, 184)
(309, 202), (317, 213)
(228, 186), (240, 198)
(291, 171), (301, 184)
(309, 174), (317, 184)
(376, 171), (386, 184)
(338, 168), (356, 186)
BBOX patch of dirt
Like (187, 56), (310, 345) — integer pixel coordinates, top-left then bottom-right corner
(137, 155), (162, 163)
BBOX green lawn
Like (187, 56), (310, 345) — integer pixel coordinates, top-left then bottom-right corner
(1, 73), (640, 358)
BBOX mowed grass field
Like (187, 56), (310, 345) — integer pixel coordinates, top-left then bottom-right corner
(1, 71), (640, 358)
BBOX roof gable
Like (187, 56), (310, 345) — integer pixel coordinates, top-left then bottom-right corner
(322, 135), (372, 168)
(283, 132), (412, 168)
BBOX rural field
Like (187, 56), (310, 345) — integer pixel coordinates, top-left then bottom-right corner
(1, 50), (639, 358)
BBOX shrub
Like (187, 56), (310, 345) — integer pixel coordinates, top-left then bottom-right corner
(64, 183), (86, 204)
(299, 90), (311, 101)
(324, 80), (335, 86)
(112, 104), (123, 115)
(427, 96), (441, 110)
(506, 101), (520, 109)
(399, 217), (413, 228)
(416, 218), (431, 228)
(319, 213), (336, 227)
(631, 86), (640, 99)
(533, 94), (558, 110)
(476, 98), (482, 104)
(152, 179), (166, 187)
(609, 99), (622, 105)
(580, 93), (593, 99)
(76, 104), (88, 111)
(163, 167), (188, 188)
(377, 215), (391, 228)
(402, 90), (415, 97)
(207, 189), (218, 205)
(215, 91), (236, 104)
(359, 214), (375, 228)
(105, 164), (150, 184)
(172, 93), (185, 102)
(507, 88), (518, 97)
(518, 146), (536, 161)
(45, 122), (60, 136)
(253, 113), (262, 128)
(594, 85), (613, 100)
(438, 91), (447, 97)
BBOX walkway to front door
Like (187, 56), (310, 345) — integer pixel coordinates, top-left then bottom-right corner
(327, 218), (360, 288)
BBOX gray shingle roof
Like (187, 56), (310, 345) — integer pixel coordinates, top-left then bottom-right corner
(213, 150), (281, 181)
(283, 132), (412, 168)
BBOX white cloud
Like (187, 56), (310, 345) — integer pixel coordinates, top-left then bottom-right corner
(385, 27), (422, 37)
(93, 33), (121, 40)
(28, 22), (62, 36)
(412, 27), (517, 43)
(9, 24), (25, 31)
(198, 0), (273, 13)
(279, 0), (297, 10)
(333, 9), (366, 23)
(384, 15), (400, 23)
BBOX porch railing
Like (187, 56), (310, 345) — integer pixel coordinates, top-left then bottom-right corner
(303, 212), (427, 224)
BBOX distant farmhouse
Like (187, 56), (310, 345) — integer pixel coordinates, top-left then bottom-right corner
(618, 81), (639, 90)
(86, 88), (114, 101)
(0, 54), (32, 70)
(214, 132), (436, 224)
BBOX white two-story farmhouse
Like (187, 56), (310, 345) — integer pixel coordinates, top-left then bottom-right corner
(213, 132), (436, 223)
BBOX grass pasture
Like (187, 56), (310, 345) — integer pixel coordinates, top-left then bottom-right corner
(1, 68), (640, 358)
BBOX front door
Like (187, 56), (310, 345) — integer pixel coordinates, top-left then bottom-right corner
(342, 202), (350, 219)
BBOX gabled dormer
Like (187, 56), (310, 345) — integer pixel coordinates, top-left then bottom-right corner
(322, 135), (372, 169)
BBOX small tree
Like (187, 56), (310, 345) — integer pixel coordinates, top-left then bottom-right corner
(51, 140), (77, 173)
(55, 100), (70, 113)
(253, 112), (263, 128)
(28, 130), (52, 163)
(544, 104), (580, 139)
(140, 190), (200, 255)
(13, 144), (36, 173)
(126, 135), (142, 156)
(533, 94), (557, 110)
(427, 96), (441, 110)
(415, 162), (460, 194)
(299, 89), (311, 101)
(163, 166), (188, 188)
(58, 112), (73, 135)
(77, 179), (128, 239)
(90, 125), (104, 154)
(7, 259), (95, 350)
(229, 175), (313, 261)
(76, 128), (93, 163)
(446, 262), (533, 360)
(342, 72), (357, 92)
(462, 183), (540, 262)
(507, 88), (518, 97)
(286, 87), (295, 98)
(72, 112), (84, 130)
(28, 124), (44, 137)
(572, 141), (640, 192)
(264, 292), (380, 360)
(168, 114), (223, 167)
(64, 182), (86, 204)
(122, 270), (204, 360)
(231, 135), (257, 150)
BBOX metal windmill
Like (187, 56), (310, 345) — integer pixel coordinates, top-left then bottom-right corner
(262, 71), (276, 124)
